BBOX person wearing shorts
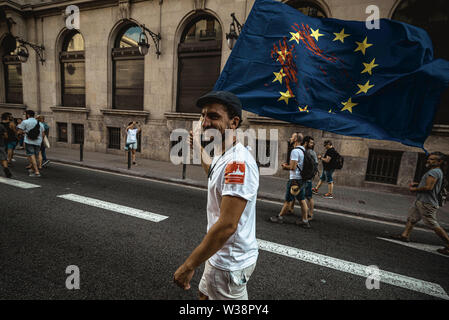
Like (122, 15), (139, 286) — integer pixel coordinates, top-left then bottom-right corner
(391, 152), (449, 256)
(313, 140), (338, 199)
(125, 121), (141, 165)
(174, 91), (259, 300)
(16, 110), (45, 177)
(269, 132), (310, 228)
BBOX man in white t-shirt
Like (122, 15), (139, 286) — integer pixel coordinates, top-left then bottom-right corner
(269, 132), (310, 228)
(16, 110), (45, 177)
(174, 91), (259, 300)
(125, 121), (141, 165)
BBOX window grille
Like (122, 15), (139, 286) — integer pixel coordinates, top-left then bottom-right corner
(365, 149), (403, 185)
(72, 124), (84, 144)
(108, 127), (121, 149)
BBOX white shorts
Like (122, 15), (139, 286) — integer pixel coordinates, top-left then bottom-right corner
(198, 260), (256, 300)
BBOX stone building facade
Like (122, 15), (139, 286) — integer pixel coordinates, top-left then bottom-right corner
(0, 0), (448, 193)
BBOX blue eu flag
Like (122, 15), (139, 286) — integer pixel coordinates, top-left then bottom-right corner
(214, 0), (449, 149)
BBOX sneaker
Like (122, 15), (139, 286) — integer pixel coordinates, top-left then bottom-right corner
(3, 167), (12, 178)
(296, 220), (311, 229)
(29, 172), (41, 177)
(269, 215), (284, 223)
(324, 193), (333, 199)
(42, 160), (50, 167)
(11, 158), (16, 162)
(312, 188), (318, 194)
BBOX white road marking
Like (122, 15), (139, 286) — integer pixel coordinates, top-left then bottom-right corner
(57, 194), (168, 222)
(0, 177), (40, 189)
(258, 239), (449, 300)
(377, 237), (449, 258)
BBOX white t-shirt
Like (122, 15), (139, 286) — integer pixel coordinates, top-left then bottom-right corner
(17, 118), (45, 146)
(126, 128), (138, 144)
(206, 142), (259, 271)
(289, 146), (305, 180)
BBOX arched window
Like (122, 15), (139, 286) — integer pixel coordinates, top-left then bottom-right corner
(177, 15), (222, 113)
(392, 0), (449, 125)
(112, 24), (144, 110)
(2, 39), (23, 104)
(285, 0), (327, 18)
(60, 30), (85, 107)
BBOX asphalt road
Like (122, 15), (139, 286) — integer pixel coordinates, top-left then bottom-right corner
(1, 158), (449, 300)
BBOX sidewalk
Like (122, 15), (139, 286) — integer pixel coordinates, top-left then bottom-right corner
(15, 146), (449, 230)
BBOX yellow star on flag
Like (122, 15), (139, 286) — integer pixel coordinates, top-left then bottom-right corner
(277, 49), (287, 62)
(356, 80), (375, 95)
(361, 58), (379, 75)
(341, 97), (358, 113)
(272, 69), (286, 84)
(298, 105), (309, 112)
(310, 28), (324, 41)
(289, 31), (303, 44)
(354, 37), (373, 55)
(333, 29), (350, 43)
(278, 90), (294, 105)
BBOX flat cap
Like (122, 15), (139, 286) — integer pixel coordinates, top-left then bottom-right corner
(196, 91), (242, 119)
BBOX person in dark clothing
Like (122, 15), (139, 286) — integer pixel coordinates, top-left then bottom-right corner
(0, 113), (12, 178)
(313, 140), (338, 199)
(3, 113), (18, 165)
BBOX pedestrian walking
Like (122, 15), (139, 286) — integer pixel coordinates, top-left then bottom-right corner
(15, 117), (24, 150)
(1, 113), (18, 166)
(174, 91), (259, 300)
(391, 152), (449, 255)
(0, 113), (12, 178)
(313, 140), (338, 199)
(269, 132), (311, 228)
(301, 136), (318, 220)
(36, 115), (50, 169)
(125, 121), (141, 166)
(16, 110), (45, 177)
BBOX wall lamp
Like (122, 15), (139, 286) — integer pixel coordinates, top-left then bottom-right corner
(3, 18), (46, 64)
(226, 13), (243, 50)
(131, 20), (161, 58)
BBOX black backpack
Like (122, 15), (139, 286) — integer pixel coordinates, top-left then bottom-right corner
(27, 120), (41, 140)
(296, 147), (318, 181)
(332, 150), (344, 170)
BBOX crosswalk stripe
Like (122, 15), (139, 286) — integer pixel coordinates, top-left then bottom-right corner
(0, 177), (40, 189)
(257, 239), (449, 300)
(377, 237), (449, 258)
(57, 193), (168, 222)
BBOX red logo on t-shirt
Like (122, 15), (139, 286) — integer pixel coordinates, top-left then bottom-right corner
(225, 162), (246, 184)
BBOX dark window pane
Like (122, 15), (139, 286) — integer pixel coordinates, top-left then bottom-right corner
(113, 59), (144, 110)
(72, 124), (84, 144)
(62, 61), (86, 107)
(177, 55), (221, 113)
(57, 122), (68, 142)
(4, 63), (23, 104)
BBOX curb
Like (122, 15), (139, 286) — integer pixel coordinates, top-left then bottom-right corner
(15, 154), (449, 231)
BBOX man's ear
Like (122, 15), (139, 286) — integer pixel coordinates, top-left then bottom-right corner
(230, 116), (240, 129)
